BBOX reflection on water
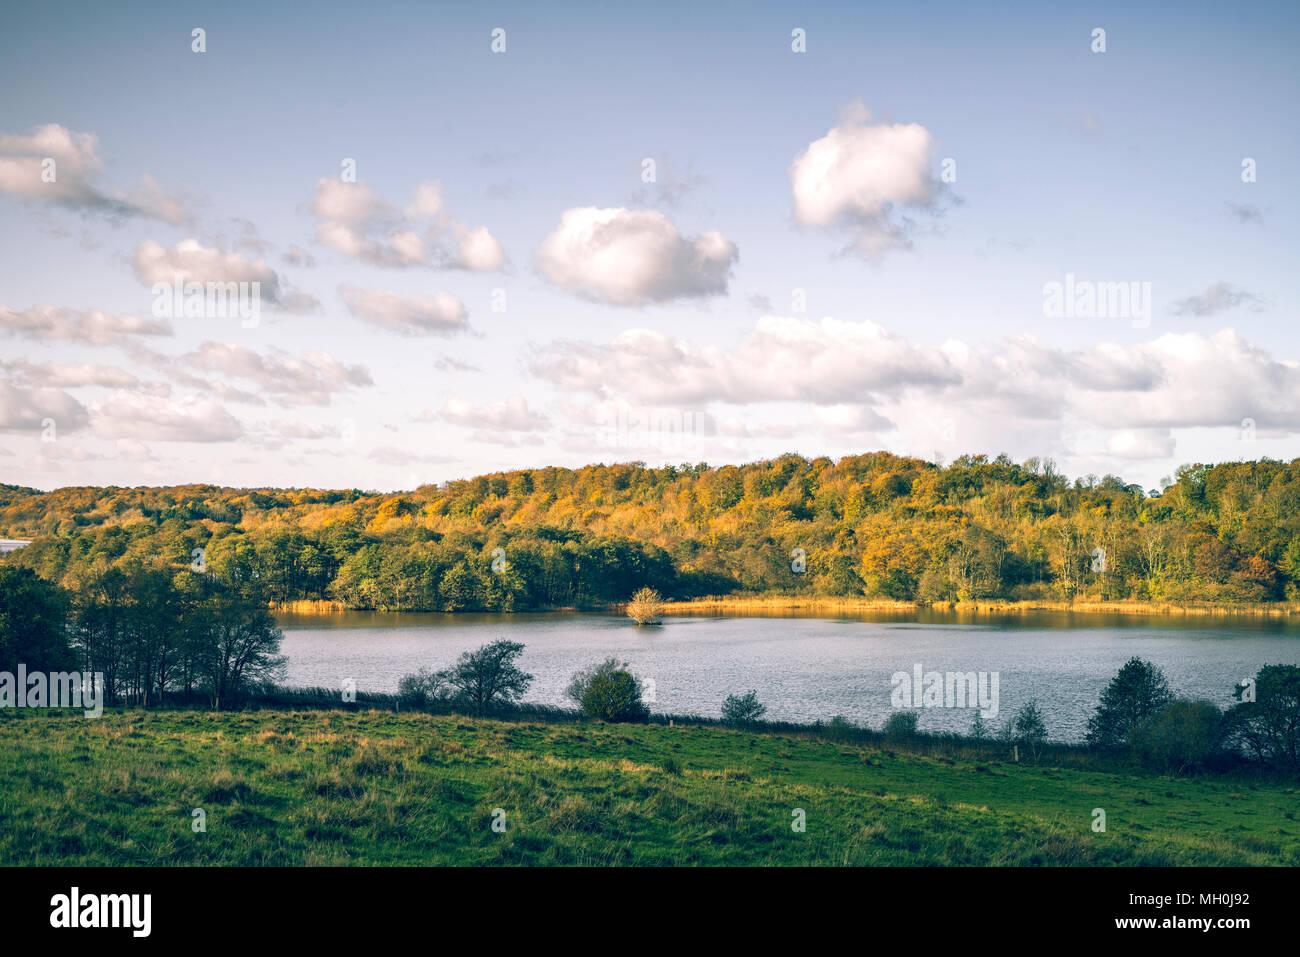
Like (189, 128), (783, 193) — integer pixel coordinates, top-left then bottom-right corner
(275, 609), (1300, 742)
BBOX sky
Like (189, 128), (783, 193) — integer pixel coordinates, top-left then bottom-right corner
(1, 0), (1297, 493)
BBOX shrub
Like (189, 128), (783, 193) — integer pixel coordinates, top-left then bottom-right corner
(566, 658), (649, 722)
(720, 690), (767, 726)
(883, 711), (919, 743)
(396, 667), (454, 709)
(825, 715), (859, 741)
(1129, 699), (1223, 772)
(626, 587), (664, 625)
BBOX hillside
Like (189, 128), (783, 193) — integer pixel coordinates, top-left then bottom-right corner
(2, 452), (1299, 610)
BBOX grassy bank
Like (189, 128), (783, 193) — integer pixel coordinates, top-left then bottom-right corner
(1, 709), (1295, 866)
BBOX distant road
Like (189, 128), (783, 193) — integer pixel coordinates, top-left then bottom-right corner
(0, 539), (31, 554)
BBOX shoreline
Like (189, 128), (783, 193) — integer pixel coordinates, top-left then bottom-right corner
(660, 596), (1300, 619)
(273, 595), (1300, 620)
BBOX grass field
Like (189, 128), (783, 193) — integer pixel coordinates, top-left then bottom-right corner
(1, 708), (1296, 866)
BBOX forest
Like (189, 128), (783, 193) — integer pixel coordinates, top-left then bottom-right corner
(1, 451), (1298, 612)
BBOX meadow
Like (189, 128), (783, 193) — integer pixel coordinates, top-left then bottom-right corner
(1, 708), (1296, 866)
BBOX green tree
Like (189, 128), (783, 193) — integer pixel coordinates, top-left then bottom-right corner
(0, 566), (70, 673)
(1085, 657), (1173, 747)
(1225, 664), (1300, 767)
(1013, 700), (1048, 754)
(444, 640), (532, 715)
(190, 584), (285, 710)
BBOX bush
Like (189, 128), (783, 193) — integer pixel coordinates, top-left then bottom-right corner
(883, 711), (919, 743)
(1129, 699), (1223, 772)
(626, 587), (664, 625)
(720, 690), (766, 726)
(566, 658), (649, 722)
(396, 668), (454, 709)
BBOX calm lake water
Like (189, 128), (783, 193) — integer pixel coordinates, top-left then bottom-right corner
(275, 609), (1300, 742)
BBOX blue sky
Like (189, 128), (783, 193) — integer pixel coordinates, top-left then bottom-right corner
(1, 0), (1297, 491)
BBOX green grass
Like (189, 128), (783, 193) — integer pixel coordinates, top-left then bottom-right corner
(1, 708), (1296, 866)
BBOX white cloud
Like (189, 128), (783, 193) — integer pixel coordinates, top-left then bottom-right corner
(339, 284), (468, 336)
(455, 225), (506, 271)
(537, 207), (737, 304)
(0, 304), (172, 345)
(790, 104), (941, 255)
(531, 318), (1300, 463)
(0, 123), (191, 223)
(1, 360), (141, 389)
(89, 391), (242, 442)
(531, 315), (956, 404)
(0, 380), (89, 433)
(1170, 282), (1263, 317)
(311, 178), (504, 270)
(437, 395), (548, 431)
(178, 342), (373, 407)
(132, 239), (319, 313)
(1106, 429), (1176, 459)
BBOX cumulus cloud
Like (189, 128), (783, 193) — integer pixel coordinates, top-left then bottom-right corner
(536, 207), (738, 304)
(132, 239), (319, 313)
(1170, 282), (1263, 317)
(311, 178), (504, 271)
(1106, 429), (1176, 459)
(434, 395), (548, 432)
(178, 342), (373, 407)
(339, 284), (468, 336)
(0, 379), (90, 433)
(790, 103), (944, 255)
(531, 315), (956, 404)
(89, 391), (242, 442)
(0, 304), (172, 345)
(531, 317), (1300, 462)
(0, 123), (192, 223)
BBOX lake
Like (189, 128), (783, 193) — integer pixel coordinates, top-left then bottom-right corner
(275, 609), (1300, 742)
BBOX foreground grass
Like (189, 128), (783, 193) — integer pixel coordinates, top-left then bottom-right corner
(0, 709), (1296, 866)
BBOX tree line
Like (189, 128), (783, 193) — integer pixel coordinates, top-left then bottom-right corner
(0, 564), (284, 710)
(2, 451), (1299, 609)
